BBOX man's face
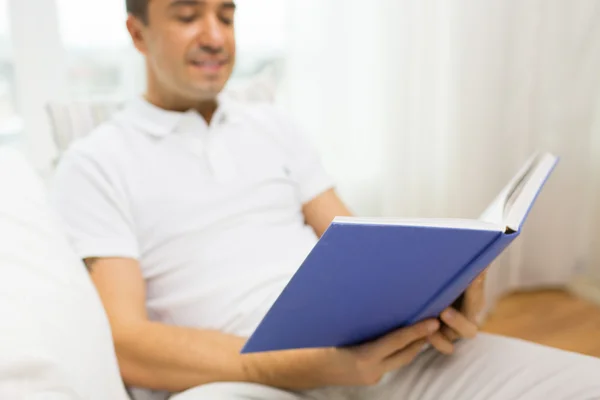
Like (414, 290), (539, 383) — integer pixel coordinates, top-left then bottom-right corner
(129, 0), (237, 103)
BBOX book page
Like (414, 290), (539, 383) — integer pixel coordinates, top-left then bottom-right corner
(333, 217), (503, 232)
(503, 153), (558, 231)
(479, 193), (508, 225)
(478, 153), (541, 225)
(502, 158), (540, 220)
(335, 152), (555, 234)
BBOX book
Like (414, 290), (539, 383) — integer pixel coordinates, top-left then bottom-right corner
(241, 152), (559, 354)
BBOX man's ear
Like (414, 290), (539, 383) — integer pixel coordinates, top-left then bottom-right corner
(126, 14), (149, 55)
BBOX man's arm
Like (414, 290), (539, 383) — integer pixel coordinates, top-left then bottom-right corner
(87, 257), (250, 392)
(87, 257), (444, 392)
(302, 189), (353, 237)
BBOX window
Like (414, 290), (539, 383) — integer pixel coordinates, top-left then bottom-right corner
(233, 0), (287, 79)
(0, 0), (20, 143)
(57, 0), (142, 101)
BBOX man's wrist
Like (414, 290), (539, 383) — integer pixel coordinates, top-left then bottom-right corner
(239, 349), (329, 390)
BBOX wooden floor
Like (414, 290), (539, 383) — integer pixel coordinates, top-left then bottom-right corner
(482, 289), (600, 357)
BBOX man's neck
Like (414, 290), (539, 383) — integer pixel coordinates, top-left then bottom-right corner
(145, 84), (219, 125)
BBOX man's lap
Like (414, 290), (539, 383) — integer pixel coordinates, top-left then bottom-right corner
(170, 333), (600, 400)
(373, 333), (600, 399)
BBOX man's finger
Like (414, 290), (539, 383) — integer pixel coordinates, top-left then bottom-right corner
(440, 308), (478, 339)
(364, 319), (440, 359)
(440, 325), (459, 343)
(428, 331), (454, 355)
(382, 339), (428, 372)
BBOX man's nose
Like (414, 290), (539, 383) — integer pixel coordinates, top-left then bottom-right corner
(200, 14), (226, 49)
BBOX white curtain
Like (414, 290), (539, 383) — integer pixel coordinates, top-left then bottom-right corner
(283, 0), (600, 312)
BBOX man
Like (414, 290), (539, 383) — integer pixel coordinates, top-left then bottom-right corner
(51, 0), (600, 399)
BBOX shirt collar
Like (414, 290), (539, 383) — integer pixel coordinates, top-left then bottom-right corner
(119, 94), (238, 138)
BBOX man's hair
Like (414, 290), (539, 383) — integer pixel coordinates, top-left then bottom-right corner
(126, 0), (149, 24)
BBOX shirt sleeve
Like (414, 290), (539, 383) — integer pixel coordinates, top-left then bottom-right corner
(272, 107), (335, 204)
(50, 148), (140, 261)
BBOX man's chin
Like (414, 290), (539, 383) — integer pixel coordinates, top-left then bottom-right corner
(185, 83), (227, 102)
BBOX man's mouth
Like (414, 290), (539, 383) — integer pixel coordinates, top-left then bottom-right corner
(189, 59), (228, 73)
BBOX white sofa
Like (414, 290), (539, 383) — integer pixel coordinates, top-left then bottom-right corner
(0, 147), (131, 399)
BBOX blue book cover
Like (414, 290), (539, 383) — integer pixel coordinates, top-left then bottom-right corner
(242, 153), (559, 354)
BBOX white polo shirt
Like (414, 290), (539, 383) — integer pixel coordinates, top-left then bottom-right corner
(51, 97), (334, 337)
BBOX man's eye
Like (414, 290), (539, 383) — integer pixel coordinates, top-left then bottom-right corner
(177, 14), (197, 23)
(220, 16), (233, 25)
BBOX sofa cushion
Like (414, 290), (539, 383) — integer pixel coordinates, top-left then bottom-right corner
(0, 147), (129, 399)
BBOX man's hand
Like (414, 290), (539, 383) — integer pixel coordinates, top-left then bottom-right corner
(427, 271), (487, 355)
(243, 319), (441, 389)
(332, 319), (441, 385)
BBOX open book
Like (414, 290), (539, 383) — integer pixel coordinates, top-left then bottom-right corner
(242, 152), (558, 354)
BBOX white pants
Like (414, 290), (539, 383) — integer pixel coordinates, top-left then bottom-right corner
(170, 334), (600, 400)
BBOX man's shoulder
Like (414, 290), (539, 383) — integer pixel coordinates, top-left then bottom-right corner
(57, 114), (136, 174)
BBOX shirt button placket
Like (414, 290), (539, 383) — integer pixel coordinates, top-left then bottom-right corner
(206, 122), (238, 184)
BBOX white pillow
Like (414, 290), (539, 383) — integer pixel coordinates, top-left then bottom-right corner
(0, 147), (130, 400)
